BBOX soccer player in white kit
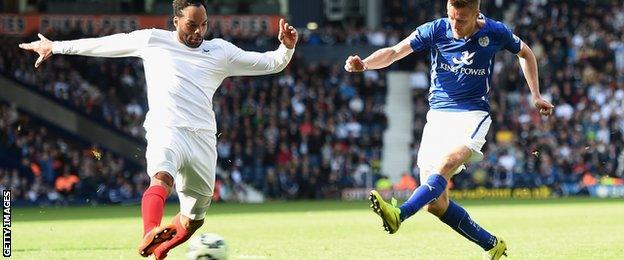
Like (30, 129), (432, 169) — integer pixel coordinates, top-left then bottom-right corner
(345, 0), (553, 259)
(19, 0), (298, 259)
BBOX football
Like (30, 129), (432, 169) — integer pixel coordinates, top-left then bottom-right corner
(185, 233), (228, 260)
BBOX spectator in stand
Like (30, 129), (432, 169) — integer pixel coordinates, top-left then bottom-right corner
(54, 166), (80, 203)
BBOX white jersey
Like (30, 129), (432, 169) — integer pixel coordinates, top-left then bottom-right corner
(52, 29), (294, 132)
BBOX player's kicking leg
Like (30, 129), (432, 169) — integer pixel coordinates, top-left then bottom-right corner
(152, 213), (204, 259)
(368, 148), (457, 234)
(369, 171), (448, 234)
(426, 190), (507, 259)
(138, 171), (177, 257)
(151, 189), (212, 259)
(423, 147), (507, 259)
(369, 145), (507, 258)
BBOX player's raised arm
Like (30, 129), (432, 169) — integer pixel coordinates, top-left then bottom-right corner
(19, 30), (152, 68)
(344, 37), (414, 73)
(225, 18), (298, 77)
(516, 41), (554, 116)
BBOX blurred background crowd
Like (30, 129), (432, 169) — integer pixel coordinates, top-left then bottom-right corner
(0, 0), (622, 205)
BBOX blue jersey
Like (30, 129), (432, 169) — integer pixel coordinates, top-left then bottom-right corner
(409, 15), (521, 112)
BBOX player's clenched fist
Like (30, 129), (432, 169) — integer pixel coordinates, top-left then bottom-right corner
(344, 55), (366, 72)
(533, 97), (554, 116)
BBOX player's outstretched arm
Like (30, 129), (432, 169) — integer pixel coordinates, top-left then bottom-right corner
(225, 18), (298, 77)
(19, 30), (151, 68)
(344, 37), (413, 72)
(516, 41), (554, 116)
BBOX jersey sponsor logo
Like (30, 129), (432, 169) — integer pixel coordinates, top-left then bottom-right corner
(452, 51), (475, 66)
(440, 62), (487, 76)
(440, 51), (487, 75)
(478, 36), (489, 47)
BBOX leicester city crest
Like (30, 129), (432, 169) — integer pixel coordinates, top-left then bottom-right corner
(478, 36), (489, 47)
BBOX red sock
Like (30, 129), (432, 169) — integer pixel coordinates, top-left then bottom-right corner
(141, 185), (168, 236)
(153, 213), (193, 259)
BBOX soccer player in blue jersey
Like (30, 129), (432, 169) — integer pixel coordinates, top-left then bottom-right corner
(344, 0), (553, 259)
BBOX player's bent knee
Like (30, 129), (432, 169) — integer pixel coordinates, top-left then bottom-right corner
(439, 158), (460, 177)
(148, 172), (174, 194)
(151, 171), (174, 189)
(439, 150), (470, 176)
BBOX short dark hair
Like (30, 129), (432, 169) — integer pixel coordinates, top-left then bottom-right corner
(448, 0), (480, 10)
(172, 0), (207, 17)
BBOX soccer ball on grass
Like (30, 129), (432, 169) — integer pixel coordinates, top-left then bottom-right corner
(185, 233), (228, 260)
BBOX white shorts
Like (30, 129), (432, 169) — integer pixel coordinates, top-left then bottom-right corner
(145, 126), (217, 220)
(417, 109), (491, 177)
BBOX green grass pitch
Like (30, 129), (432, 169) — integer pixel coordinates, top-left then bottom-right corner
(11, 198), (624, 259)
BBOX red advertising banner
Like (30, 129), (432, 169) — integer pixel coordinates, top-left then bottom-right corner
(0, 14), (32, 35)
(0, 14), (282, 36)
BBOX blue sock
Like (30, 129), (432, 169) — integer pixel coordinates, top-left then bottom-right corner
(440, 200), (497, 251)
(399, 174), (447, 221)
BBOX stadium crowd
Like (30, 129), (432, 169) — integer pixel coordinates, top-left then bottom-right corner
(1, 0), (623, 204)
(0, 101), (147, 205)
(408, 0), (624, 194)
